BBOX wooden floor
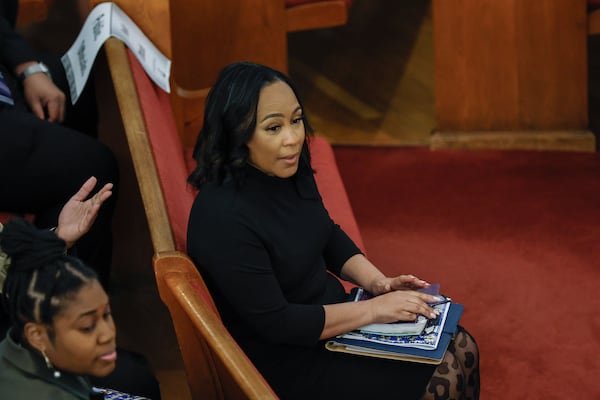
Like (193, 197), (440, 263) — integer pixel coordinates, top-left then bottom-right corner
(18, 1), (600, 399)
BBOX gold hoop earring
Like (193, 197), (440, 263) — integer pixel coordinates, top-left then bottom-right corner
(41, 350), (61, 379)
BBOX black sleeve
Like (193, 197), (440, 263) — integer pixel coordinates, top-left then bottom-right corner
(0, 0), (17, 27)
(188, 200), (326, 347)
(0, 0), (39, 73)
(323, 222), (362, 277)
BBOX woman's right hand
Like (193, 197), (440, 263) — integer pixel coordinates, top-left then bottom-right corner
(321, 289), (441, 340)
(368, 290), (440, 323)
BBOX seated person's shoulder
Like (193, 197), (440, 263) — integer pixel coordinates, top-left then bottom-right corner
(0, 337), (82, 400)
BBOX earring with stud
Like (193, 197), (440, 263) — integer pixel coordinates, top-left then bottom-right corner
(41, 350), (61, 379)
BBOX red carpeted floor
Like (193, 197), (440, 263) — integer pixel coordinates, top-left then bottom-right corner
(333, 146), (600, 399)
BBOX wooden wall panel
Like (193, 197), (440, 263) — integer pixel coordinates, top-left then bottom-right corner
(516, 0), (588, 129)
(170, 0), (288, 92)
(169, 0), (288, 146)
(432, 0), (593, 150)
(434, 0), (520, 130)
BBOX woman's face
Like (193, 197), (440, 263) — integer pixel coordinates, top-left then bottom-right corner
(247, 80), (305, 178)
(40, 280), (117, 377)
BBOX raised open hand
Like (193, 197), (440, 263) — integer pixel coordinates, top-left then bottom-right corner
(55, 177), (113, 248)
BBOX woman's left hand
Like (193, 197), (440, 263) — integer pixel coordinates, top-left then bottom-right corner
(369, 274), (430, 296)
(55, 177), (113, 248)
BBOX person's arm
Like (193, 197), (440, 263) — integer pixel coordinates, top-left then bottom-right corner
(320, 254), (440, 339)
(0, 6), (65, 122)
(18, 69), (66, 122)
(0, 0), (19, 28)
(0, 9), (38, 71)
(340, 253), (432, 295)
(54, 177), (113, 248)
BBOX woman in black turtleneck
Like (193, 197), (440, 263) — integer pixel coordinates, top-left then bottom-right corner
(187, 61), (480, 400)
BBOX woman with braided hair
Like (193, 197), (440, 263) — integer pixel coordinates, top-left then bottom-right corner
(0, 178), (160, 399)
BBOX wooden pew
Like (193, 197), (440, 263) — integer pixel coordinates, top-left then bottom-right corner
(589, 0), (600, 34)
(96, 1), (362, 396)
(103, 33), (365, 398)
(285, 0), (351, 32)
(90, 0), (350, 148)
(102, 35), (277, 398)
(169, 0), (352, 147)
(16, 0), (51, 26)
(154, 250), (278, 399)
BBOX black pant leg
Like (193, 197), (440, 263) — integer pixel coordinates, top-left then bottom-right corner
(0, 109), (119, 287)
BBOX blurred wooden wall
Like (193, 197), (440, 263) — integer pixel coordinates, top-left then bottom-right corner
(431, 0), (595, 151)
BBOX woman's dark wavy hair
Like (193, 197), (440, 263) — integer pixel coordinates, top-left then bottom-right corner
(188, 61), (314, 188)
(0, 218), (98, 340)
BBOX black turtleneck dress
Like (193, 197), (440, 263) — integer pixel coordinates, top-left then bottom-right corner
(187, 164), (435, 399)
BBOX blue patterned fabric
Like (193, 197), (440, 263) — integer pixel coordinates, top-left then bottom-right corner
(92, 387), (151, 400)
(0, 71), (14, 106)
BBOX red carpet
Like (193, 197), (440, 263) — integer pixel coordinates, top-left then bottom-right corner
(333, 146), (600, 399)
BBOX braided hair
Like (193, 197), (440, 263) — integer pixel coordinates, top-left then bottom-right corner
(0, 218), (98, 340)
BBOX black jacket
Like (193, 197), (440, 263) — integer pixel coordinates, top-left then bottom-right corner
(0, 331), (94, 400)
(0, 0), (38, 74)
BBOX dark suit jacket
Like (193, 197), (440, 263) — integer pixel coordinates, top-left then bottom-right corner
(0, 0), (38, 74)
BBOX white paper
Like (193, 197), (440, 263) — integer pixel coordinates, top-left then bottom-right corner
(61, 2), (171, 104)
(109, 4), (171, 94)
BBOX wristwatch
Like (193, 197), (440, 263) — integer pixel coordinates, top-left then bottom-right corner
(19, 62), (52, 82)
